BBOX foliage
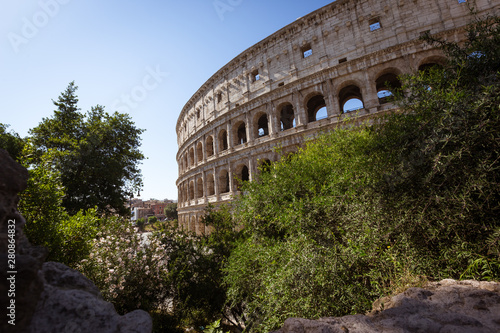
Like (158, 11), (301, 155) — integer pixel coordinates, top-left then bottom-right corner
(222, 14), (500, 332)
(0, 124), (25, 161)
(77, 218), (169, 314)
(164, 202), (178, 220)
(136, 218), (146, 231)
(29, 82), (145, 215)
(148, 216), (158, 224)
(159, 204), (242, 330)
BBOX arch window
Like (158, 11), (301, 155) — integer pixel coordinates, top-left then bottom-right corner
(280, 104), (296, 131)
(206, 136), (214, 157)
(306, 94), (327, 122)
(207, 174), (215, 196)
(219, 170), (230, 193)
(196, 142), (203, 163)
(339, 85), (364, 113)
(375, 73), (401, 104)
(236, 123), (247, 145)
(219, 130), (228, 151)
(235, 165), (249, 191)
(257, 114), (269, 137)
(196, 178), (203, 198)
(188, 180), (195, 201)
(190, 216), (196, 233)
(189, 147), (195, 166)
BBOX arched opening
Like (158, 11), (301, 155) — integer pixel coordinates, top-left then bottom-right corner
(339, 85), (364, 113)
(196, 178), (203, 198)
(219, 130), (228, 151)
(375, 73), (401, 104)
(257, 114), (269, 137)
(206, 136), (214, 157)
(219, 170), (230, 194)
(306, 94), (327, 122)
(196, 142), (203, 163)
(188, 180), (195, 200)
(190, 216), (196, 233)
(189, 147), (195, 166)
(235, 165), (249, 191)
(207, 174), (215, 196)
(280, 104), (296, 131)
(236, 122), (247, 145)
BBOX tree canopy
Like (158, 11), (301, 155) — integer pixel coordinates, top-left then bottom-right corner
(29, 82), (145, 215)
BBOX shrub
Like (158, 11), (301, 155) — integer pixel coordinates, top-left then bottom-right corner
(77, 218), (170, 314)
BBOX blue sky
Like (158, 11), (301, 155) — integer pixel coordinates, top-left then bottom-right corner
(1, 0), (334, 201)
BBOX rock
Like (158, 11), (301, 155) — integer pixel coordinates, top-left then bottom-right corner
(0, 149), (152, 333)
(272, 279), (500, 333)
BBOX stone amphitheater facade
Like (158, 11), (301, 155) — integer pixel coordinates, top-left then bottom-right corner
(176, 0), (499, 234)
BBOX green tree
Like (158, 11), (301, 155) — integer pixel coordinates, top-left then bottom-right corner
(19, 144), (101, 267)
(0, 124), (24, 161)
(29, 82), (145, 215)
(164, 202), (178, 220)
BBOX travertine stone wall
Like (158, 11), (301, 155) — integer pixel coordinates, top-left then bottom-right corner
(176, 0), (499, 234)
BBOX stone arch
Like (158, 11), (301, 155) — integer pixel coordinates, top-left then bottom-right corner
(207, 174), (215, 196)
(196, 177), (203, 198)
(219, 169), (230, 193)
(255, 112), (269, 138)
(305, 93), (327, 122)
(234, 163), (250, 191)
(188, 180), (195, 200)
(206, 136), (214, 157)
(278, 102), (296, 131)
(338, 82), (364, 113)
(219, 129), (228, 151)
(189, 147), (195, 166)
(375, 69), (402, 104)
(190, 216), (196, 233)
(196, 141), (203, 163)
(234, 121), (247, 145)
(418, 56), (447, 72)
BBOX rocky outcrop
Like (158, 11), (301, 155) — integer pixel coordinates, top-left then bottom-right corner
(273, 279), (500, 333)
(0, 149), (152, 333)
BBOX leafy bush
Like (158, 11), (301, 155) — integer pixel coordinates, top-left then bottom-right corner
(77, 218), (169, 314)
(222, 14), (500, 332)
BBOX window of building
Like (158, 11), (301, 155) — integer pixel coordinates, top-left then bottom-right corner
(369, 18), (381, 31)
(458, 0), (466, 3)
(217, 92), (222, 104)
(251, 70), (260, 82)
(302, 44), (313, 58)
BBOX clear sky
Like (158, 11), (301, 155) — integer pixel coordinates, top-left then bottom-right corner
(1, 0), (335, 201)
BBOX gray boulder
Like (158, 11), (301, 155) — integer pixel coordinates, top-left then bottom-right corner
(273, 279), (500, 333)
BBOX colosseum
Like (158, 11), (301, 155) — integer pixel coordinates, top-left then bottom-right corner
(176, 0), (499, 234)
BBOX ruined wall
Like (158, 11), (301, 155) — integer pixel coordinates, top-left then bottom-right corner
(176, 0), (499, 234)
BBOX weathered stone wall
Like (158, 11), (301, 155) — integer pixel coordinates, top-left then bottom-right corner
(176, 0), (500, 233)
